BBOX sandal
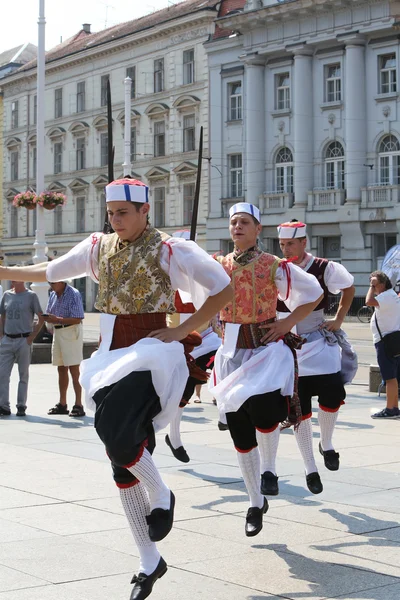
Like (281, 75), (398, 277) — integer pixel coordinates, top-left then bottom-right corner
(48, 403), (69, 415)
(194, 397), (201, 403)
(69, 405), (86, 417)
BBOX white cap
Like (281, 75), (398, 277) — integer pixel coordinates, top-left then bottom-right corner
(105, 178), (149, 203)
(277, 221), (307, 239)
(229, 202), (260, 223)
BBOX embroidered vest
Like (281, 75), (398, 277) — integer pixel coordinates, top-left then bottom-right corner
(219, 252), (280, 324)
(95, 227), (176, 315)
(277, 257), (328, 313)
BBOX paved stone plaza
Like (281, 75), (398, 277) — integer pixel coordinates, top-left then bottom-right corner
(1, 322), (400, 599)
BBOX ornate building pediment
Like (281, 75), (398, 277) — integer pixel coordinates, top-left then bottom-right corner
(5, 137), (21, 150)
(145, 166), (170, 182)
(6, 187), (20, 201)
(47, 181), (66, 192)
(47, 127), (66, 140)
(69, 178), (89, 193)
(173, 95), (201, 112)
(145, 103), (169, 120)
(92, 116), (109, 131)
(117, 109), (141, 125)
(92, 174), (108, 188)
(69, 121), (90, 137)
(173, 161), (198, 179)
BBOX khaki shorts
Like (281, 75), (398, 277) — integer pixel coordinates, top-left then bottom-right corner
(52, 323), (83, 367)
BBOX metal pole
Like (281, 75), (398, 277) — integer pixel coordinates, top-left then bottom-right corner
(31, 0), (49, 310)
(190, 126), (203, 242)
(122, 77), (132, 177)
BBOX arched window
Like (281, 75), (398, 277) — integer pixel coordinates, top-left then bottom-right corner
(379, 135), (400, 185)
(275, 147), (293, 193)
(325, 141), (345, 189)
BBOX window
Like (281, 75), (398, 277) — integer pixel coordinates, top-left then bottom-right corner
(11, 205), (18, 237)
(77, 81), (85, 113)
(126, 67), (136, 99)
(76, 137), (85, 170)
(100, 133), (108, 167)
(276, 73), (290, 110)
(379, 135), (400, 185)
(32, 147), (37, 178)
(325, 141), (345, 189)
(229, 154), (243, 198)
(11, 151), (18, 180)
(380, 54), (397, 94)
(183, 114), (195, 152)
(54, 88), (62, 118)
(183, 49), (195, 85)
(154, 187), (165, 227)
(183, 183), (195, 224)
(375, 233), (397, 268)
(31, 95), (37, 125)
(275, 147), (293, 193)
(131, 127), (136, 162)
(76, 197), (85, 232)
(228, 82), (242, 121)
(11, 101), (18, 129)
(325, 64), (341, 102)
(54, 142), (62, 174)
(322, 236), (341, 260)
(101, 74), (110, 106)
(154, 59), (164, 93)
(54, 206), (63, 235)
(154, 121), (165, 157)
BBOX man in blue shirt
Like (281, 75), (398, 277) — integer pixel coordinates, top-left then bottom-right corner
(44, 281), (85, 417)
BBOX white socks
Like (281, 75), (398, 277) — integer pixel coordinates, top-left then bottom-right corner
(318, 408), (339, 452)
(236, 448), (264, 509)
(256, 426), (280, 476)
(169, 406), (184, 449)
(127, 448), (170, 511)
(120, 484), (160, 575)
(294, 418), (318, 475)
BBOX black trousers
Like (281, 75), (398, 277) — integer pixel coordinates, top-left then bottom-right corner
(226, 389), (287, 452)
(93, 370), (161, 487)
(298, 371), (346, 417)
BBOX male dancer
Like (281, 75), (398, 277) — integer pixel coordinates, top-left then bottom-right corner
(210, 203), (323, 537)
(0, 178), (232, 600)
(277, 220), (355, 493)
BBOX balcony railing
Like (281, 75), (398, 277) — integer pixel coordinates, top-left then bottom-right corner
(259, 192), (294, 212)
(361, 183), (400, 206)
(308, 188), (345, 209)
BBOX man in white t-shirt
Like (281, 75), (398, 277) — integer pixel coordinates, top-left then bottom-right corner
(366, 270), (400, 418)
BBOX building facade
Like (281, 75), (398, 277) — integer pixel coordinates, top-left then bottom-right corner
(0, 0), (217, 309)
(206, 0), (400, 294)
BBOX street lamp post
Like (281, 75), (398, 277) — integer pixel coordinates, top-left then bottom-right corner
(31, 0), (49, 310)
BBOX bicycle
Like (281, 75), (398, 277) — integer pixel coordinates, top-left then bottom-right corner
(357, 305), (374, 323)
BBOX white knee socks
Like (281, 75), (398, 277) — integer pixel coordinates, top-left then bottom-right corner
(120, 483), (160, 575)
(256, 426), (280, 475)
(318, 408), (339, 451)
(294, 417), (318, 475)
(236, 447), (264, 509)
(127, 448), (170, 511)
(169, 406), (184, 449)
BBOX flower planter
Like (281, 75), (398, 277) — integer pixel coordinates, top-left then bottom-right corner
(25, 204), (36, 210)
(43, 204), (56, 210)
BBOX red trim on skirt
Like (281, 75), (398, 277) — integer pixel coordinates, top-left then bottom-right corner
(122, 439), (148, 468)
(116, 479), (140, 489)
(301, 412), (313, 421)
(319, 400), (345, 413)
(235, 444), (258, 453)
(255, 423), (279, 433)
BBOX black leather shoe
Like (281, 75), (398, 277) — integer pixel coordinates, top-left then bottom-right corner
(306, 472), (323, 494)
(165, 434), (190, 463)
(319, 442), (340, 471)
(245, 498), (269, 537)
(146, 491), (175, 542)
(218, 421), (229, 431)
(260, 471), (279, 495)
(130, 557), (167, 600)
(0, 407), (11, 416)
(16, 407), (26, 417)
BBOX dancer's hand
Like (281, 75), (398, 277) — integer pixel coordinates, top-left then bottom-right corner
(259, 319), (291, 344)
(321, 318), (342, 332)
(147, 327), (186, 343)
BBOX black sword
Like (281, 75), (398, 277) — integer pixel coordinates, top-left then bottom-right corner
(190, 126), (203, 242)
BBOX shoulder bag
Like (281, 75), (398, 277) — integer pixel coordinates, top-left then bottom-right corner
(375, 314), (400, 358)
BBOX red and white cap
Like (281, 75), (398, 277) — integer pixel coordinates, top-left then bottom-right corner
(277, 221), (307, 239)
(229, 202), (260, 223)
(105, 178), (149, 203)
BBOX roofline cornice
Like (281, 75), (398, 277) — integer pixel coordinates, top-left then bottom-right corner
(0, 10), (215, 88)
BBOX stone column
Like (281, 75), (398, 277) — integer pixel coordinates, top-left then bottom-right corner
(244, 57), (265, 206)
(344, 36), (366, 203)
(293, 46), (314, 206)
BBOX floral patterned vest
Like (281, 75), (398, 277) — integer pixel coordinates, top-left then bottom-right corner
(95, 227), (176, 315)
(218, 250), (280, 324)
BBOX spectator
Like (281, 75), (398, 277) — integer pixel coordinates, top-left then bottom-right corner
(366, 270), (400, 419)
(44, 281), (85, 417)
(0, 281), (44, 416)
